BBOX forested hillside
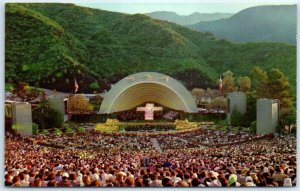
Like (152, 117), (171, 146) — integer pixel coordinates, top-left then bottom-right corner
(5, 3), (296, 94)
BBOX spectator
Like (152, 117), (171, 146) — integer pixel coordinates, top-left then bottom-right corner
(4, 128), (296, 187)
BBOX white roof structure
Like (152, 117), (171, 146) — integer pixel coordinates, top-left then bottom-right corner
(99, 72), (198, 113)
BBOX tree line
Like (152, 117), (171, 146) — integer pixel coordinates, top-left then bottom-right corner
(191, 66), (295, 131)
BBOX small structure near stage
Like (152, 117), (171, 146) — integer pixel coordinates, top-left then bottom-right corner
(48, 95), (68, 123)
(137, 103), (163, 120)
(227, 92), (247, 118)
(11, 103), (33, 136)
(256, 99), (279, 134)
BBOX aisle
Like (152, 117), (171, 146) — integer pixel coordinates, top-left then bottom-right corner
(150, 138), (163, 153)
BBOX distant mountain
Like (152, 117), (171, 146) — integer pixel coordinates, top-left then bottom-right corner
(145, 11), (233, 25)
(188, 5), (296, 44)
(5, 3), (296, 94)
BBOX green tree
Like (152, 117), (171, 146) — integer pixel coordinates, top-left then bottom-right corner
(253, 66), (292, 110)
(238, 76), (251, 93)
(268, 68), (293, 109)
(222, 70), (237, 95)
(252, 66), (270, 98)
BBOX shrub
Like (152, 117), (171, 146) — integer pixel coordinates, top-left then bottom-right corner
(40, 129), (49, 135)
(250, 121), (257, 133)
(53, 128), (62, 135)
(175, 119), (197, 130)
(43, 108), (63, 129)
(219, 126), (227, 131)
(232, 127), (240, 133)
(95, 123), (119, 132)
(106, 119), (120, 126)
(65, 126), (73, 133)
(64, 122), (75, 133)
(230, 106), (243, 127)
(216, 119), (228, 126)
(32, 123), (38, 135)
(78, 127), (85, 132)
(64, 121), (75, 129)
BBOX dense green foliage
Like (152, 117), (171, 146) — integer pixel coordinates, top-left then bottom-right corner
(40, 129), (49, 135)
(32, 122), (39, 135)
(250, 121), (257, 133)
(145, 11), (233, 25)
(5, 83), (14, 92)
(230, 106), (243, 127)
(189, 5), (296, 44)
(253, 66), (293, 109)
(5, 3), (296, 94)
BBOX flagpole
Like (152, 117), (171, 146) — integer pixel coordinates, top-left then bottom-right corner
(219, 75), (223, 96)
(74, 84), (77, 128)
(74, 77), (78, 128)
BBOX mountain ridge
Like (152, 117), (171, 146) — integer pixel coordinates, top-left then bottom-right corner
(145, 11), (233, 25)
(188, 4), (296, 44)
(5, 3), (296, 94)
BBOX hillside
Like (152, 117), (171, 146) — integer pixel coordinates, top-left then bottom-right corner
(145, 11), (233, 25)
(5, 3), (296, 94)
(188, 5), (296, 44)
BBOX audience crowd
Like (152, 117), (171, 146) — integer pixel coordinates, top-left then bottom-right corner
(5, 128), (296, 187)
(163, 111), (179, 120)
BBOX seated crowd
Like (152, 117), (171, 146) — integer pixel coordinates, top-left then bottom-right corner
(35, 132), (156, 151)
(4, 129), (296, 187)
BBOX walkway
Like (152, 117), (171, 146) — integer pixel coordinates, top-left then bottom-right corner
(150, 138), (163, 153)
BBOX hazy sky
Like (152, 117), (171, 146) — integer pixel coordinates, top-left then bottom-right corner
(77, 1), (296, 15)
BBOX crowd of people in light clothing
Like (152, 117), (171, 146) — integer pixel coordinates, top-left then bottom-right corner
(5, 128), (296, 187)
